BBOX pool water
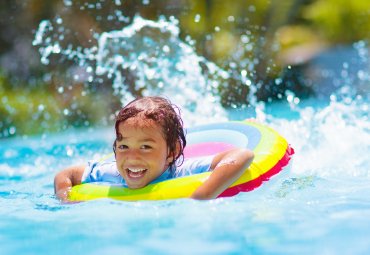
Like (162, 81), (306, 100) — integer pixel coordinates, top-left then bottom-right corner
(1, 97), (369, 255)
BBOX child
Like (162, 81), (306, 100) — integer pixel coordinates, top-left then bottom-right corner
(54, 96), (254, 201)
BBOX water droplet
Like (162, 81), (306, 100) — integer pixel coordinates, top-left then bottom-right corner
(357, 70), (367, 81)
(286, 90), (294, 103)
(66, 147), (74, 157)
(275, 78), (282, 85)
(9, 126), (16, 135)
(194, 14), (201, 23)
(227, 16), (235, 22)
(56, 17), (63, 25)
(241, 35), (250, 44)
(162, 45), (170, 53)
(248, 6), (256, 12)
(53, 43), (61, 53)
(38, 104), (45, 111)
(245, 44), (253, 51)
(63, 0), (72, 6)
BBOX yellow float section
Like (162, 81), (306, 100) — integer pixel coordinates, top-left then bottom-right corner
(68, 121), (289, 201)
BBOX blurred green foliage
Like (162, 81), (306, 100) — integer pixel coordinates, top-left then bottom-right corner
(0, 0), (369, 138)
(303, 0), (370, 43)
(0, 71), (120, 137)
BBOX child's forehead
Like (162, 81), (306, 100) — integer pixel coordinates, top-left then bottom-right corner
(117, 117), (167, 141)
(119, 116), (160, 130)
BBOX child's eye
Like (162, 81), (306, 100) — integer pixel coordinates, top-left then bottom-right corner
(118, 144), (128, 150)
(140, 145), (152, 150)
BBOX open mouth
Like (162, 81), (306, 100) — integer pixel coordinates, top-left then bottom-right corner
(126, 168), (148, 178)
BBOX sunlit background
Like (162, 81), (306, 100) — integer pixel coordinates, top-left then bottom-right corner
(1, 0), (369, 137)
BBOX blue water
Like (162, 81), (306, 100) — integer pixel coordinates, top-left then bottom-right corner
(1, 97), (370, 255)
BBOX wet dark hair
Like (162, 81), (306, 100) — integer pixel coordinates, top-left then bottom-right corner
(113, 96), (186, 171)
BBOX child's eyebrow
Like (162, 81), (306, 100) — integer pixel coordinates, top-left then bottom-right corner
(139, 138), (156, 143)
(120, 136), (156, 143)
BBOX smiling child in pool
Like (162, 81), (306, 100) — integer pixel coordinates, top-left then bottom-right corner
(54, 96), (254, 201)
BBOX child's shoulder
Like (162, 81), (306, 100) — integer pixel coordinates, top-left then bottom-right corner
(174, 155), (214, 177)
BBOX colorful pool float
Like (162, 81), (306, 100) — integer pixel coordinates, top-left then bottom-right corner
(69, 120), (294, 201)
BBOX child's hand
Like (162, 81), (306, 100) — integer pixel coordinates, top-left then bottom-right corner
(54, 165), (85, 202)
(55, 187), (71, 202)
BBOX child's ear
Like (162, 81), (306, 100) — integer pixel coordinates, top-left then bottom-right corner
(167, 141), (181, 163)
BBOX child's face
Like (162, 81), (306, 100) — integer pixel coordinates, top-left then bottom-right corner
(115, 117), (172, 189)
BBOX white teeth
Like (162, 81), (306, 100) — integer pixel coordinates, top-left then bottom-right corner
(127, 168), (146, 173)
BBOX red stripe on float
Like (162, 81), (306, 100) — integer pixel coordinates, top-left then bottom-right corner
(218, 145), (295, 198)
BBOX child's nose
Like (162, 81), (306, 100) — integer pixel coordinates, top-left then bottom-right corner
(125, 149), (141, 160)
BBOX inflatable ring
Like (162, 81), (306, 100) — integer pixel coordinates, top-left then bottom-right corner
(69, 121), (294, 201)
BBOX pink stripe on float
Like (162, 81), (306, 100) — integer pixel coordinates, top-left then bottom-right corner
(184, 142), (236, 158)
(218, 145), (295, 198)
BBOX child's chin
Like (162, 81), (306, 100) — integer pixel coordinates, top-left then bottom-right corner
(126, 182), (148, 189)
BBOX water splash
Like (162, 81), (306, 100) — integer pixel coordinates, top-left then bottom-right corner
(95, 15), (229, 124)
(270, 97), (370, 179)
(33, 15), (229, 125)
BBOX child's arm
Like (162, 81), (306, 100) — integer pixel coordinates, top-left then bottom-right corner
(191, 148), (254, 200)
(54, 165), (85, 201)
